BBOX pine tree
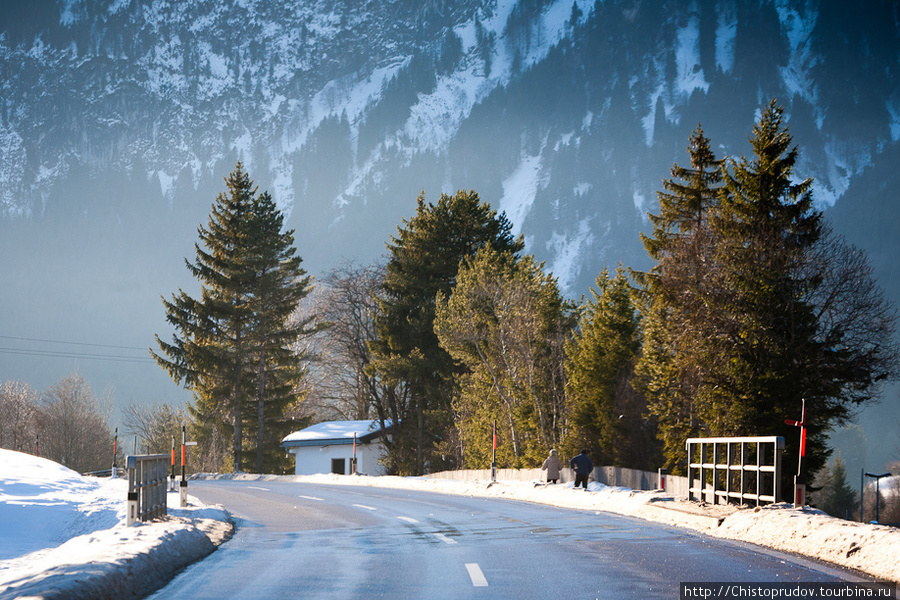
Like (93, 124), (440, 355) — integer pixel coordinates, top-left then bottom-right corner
(816, 454), (859, 520)
(708, 100), (825, 490)
(635, 126), (724, 471)
(641, 125), (723, 264)
(370, 190), (523, 474)
(153, 163), (313, 473)
(636, 103), (899, 487)
(565, 266), (656, 469)
(242, 190), (315, 473)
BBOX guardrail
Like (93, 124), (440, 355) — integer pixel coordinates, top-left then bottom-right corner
(425, 466), (690, 497)
(126, 454), (169, 525)
(686, 436), (784, 506)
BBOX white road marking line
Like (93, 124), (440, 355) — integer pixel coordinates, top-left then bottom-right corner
(465, 563), (488, 587)
(353, 503), (377, 511)
(434, 533), (458, 545)
(299, 495), (324, 501)
(247, 486), (270, 491)
(397, 516), (418, 523)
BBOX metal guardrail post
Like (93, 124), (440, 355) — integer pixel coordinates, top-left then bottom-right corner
(126, 454), (169, 523)
(686, 437), (784, 506)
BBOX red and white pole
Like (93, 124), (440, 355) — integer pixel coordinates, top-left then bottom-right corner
(170, 436), (176, 491)
(180, 425), (188, 507)
(785, 399), (807, 507)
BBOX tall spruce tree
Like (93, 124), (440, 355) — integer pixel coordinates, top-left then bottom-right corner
(708, 100), (825, 489)
(243, 189), (315, 473)
(635, 126), (724, 471)
(370, 190), (523, 475)
(153, 163), (312, 473)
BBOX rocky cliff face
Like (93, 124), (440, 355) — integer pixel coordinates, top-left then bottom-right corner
(1, 0), (898, 455)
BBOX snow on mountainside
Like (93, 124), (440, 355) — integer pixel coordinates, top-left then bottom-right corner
(0, 0), (898, 465)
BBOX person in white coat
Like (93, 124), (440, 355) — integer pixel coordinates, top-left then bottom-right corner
(541, 449), (563, 484)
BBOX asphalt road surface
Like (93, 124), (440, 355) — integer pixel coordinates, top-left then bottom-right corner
(146, 480), (865, 600)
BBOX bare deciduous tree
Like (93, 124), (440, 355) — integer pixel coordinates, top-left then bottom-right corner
(0, 380), (39, 453)
(38, 373), (114, 474)
(122, 401), (189, 456)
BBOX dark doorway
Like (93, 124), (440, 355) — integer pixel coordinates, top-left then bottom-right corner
(331, 458), (345, 475)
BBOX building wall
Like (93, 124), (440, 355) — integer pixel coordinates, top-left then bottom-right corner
(288, 441), (388, 476)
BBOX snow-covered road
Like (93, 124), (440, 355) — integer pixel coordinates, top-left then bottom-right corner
(148, 479), (869, 600)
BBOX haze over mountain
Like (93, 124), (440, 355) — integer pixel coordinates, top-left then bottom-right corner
(1, 0), (898, 470)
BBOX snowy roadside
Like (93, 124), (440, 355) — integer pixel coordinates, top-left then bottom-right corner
(3, 447), (899, 600)
(201, 471), (900, 584)
(0, 450), (233, 600)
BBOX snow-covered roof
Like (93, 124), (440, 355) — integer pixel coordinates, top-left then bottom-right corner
(281, 420), (392, 447)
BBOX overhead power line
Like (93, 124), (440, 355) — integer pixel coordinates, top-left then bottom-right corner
(0, 334), (155, 365)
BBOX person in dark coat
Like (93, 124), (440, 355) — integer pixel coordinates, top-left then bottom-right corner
(570, 449), (593, 490)
(541, 449), (563, 484)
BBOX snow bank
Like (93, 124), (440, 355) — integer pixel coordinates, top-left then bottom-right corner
(0, 450), (233, 600)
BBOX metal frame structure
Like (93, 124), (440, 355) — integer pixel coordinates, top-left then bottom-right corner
(686, 436), (784, 506)
(126, 453), (169, 523)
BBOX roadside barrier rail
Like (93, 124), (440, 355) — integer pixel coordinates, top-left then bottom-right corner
(686, 436), (784, 506)
(126, 453), (169, 524)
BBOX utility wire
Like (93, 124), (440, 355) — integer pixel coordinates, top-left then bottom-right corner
(0, 334), (155, 364)
(0, 347), (155, 364)
(0, 334), (148, 351)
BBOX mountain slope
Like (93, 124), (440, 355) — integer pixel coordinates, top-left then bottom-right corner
(1, 0), (898, 467)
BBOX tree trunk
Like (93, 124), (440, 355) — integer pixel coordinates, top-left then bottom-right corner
(256, 349), (266, 474)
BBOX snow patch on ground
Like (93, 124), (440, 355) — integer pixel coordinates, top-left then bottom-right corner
(499, 150), (544, 237)
(0, 450), (233, 600)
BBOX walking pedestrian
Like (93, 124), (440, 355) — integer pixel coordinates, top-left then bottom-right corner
(570, 449), (593, 490)
(541, 449), (563, 484)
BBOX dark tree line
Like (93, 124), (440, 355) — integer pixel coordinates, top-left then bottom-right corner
(635, 101), (899, 493)
(140, 102), (897, 492)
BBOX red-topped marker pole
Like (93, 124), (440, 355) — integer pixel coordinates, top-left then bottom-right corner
(785, 399), (807, 507)
(179, 425), (197, 507)
(170, 436), (176, 492)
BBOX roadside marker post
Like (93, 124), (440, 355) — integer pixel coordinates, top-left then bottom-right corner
(491, 420), (497, 483)
(785, 399), (807, 507)
(111, 428), (118, 479)
(179, 425), (198, 507)
(170, 436), (176, 492)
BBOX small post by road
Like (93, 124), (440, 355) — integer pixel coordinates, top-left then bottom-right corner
(170, 436), (176, 492)
(864, 472), (892, 523)
(658, 468), (668, 492)
(111, 428), (118, 478)
(860, 469), (865, 523)
(180, 425), (198, 507)
(352, 433), (358, 475)
(491, 420), (497, 483)
(785, 399), (807, 507)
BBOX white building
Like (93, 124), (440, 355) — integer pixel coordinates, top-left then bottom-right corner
(281, 420), (392, 476)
